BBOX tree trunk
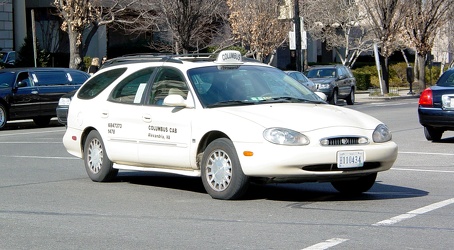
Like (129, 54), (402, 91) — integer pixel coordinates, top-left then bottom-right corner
(68, 30), (82, 69)
(380, 55), (389, 94)
(415, 53), (426, 92)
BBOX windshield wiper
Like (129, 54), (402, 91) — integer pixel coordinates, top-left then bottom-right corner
(259, 96), (325, 104)
(206, 100), (255, 108)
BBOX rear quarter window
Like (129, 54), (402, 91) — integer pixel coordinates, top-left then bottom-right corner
(78, 68), (127, 100)
(437, 70), (454, 87)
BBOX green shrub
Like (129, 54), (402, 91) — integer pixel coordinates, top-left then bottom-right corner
(353, 72), (371, 90)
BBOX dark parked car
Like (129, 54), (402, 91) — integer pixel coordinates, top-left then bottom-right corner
(305, 65), (356, 105)
(56, 90), (76, 125)
(418, 67), (454, 141)
(0, 67), (90, 129)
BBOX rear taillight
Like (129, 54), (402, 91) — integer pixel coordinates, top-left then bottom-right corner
(419, 88), (433, 107)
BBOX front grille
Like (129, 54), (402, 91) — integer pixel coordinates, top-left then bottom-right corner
(320, 136), (366, 146)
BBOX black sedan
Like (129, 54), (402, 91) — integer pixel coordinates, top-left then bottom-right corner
(0, 68), (89, 129)
(418, 67), (454, 141)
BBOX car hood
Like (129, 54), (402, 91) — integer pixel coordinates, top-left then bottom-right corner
(218, 103), (380, 132)
(310, 78), (334, 84)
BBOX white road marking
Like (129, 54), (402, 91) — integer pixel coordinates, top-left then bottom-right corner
(302, 238), (349, 250)
(392, 168), (454, 173)
(399, 151), (454, 156)
(0, 129), (65, 137)
(0, 155), (77, 160)
(0, 142), (62, 144)
(373, 198), (454, 226)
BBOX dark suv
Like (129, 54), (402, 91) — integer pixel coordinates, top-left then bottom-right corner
(305, 65), (356, 105)
(0, 68), (90, 129)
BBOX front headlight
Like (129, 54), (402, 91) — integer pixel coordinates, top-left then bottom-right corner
(58, 97), (71, 106)
(372, 124), (392, 142)
(263, 128), (309, 145)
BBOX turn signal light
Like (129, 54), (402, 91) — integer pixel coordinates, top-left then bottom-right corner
(419, 88), (433, 107)
(243, 151), (253, 156)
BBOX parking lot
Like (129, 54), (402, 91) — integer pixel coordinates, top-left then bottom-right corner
(1, 99), (454, 249)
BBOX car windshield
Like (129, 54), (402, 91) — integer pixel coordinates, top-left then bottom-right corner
(306, 68), (336, 78)
(188, 65), (324, 107)
(436, 70), (454, 87)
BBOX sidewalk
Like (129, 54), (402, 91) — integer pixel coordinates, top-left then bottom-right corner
(356, 88), (420, 103)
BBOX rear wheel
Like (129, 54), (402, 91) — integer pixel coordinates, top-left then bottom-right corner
(331, 173), (377, 195)
(0, 103), (7, 129)
(424, 126), (443, 141)
(83, 130), (118, 182)
(33, 116), (51, 127)
(329, 89), (338, 105)
(201, 138), (249, 200)
(346, 88), (355, 105)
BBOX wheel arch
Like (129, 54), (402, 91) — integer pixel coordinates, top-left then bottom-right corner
(196, 130), (230, 168)
(0, 98), (9, 120)
(79, 126), (98, 158)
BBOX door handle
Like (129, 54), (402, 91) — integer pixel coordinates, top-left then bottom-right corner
(142, 114), (152, 123)
(31, 90), (38, 94)
(101, 111), (109, 118)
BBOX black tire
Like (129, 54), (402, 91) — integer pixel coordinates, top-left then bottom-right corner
(33, 116), (51, 127)
(346, 88), (355, 105)
(424, 126), (443, 141)
(0, 103), (7, 129)
(329, 89), (338, 105)
(331, 173), (377, 195)
(201, 138), (249, 200)
(83, 130), (118, 182)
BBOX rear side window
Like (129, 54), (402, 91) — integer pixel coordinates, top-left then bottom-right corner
(78, 68), (127, 100)
(109, 67), (155, 104)
(33, 71), (69, 85)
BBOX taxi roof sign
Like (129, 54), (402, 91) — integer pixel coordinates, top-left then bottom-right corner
(215, 50), (243, 65)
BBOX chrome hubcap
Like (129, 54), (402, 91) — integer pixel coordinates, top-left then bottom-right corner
(206, 149), (232, 191)
(88, 138), (103, 174)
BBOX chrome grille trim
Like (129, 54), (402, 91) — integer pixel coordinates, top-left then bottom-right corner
(320, 136), (367, 146)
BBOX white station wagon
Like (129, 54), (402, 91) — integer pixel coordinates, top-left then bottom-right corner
(63, 50), (398, 200)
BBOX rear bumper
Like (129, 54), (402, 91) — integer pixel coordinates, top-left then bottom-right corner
(418, 107), (454, 129)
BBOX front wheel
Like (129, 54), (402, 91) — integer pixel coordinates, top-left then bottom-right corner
(424, 126), (443, 141)
(346, 88), (355, 105)
(0, 103), (7, 129)
(83, 130), (118, 182)
(331, 173), (377, 195)
(329, 89), (338, 105)
(201, 138), (249, 200)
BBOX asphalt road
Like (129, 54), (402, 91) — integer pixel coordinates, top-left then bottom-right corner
(1, 99), (453, 250)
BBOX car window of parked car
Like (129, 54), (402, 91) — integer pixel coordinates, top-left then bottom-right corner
(0, 72), (16, 88)
(78, 67), (127, 100)
(32, 71), (72, 85)
(436, 70), (454, 87)
(67, 71), (90, 84)
(109, 67), (155, 104)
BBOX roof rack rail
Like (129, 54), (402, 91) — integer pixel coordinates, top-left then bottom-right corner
(100, 51), (260, 69)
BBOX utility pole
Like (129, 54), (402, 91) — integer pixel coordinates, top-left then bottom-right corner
(294, 0), (302, 72)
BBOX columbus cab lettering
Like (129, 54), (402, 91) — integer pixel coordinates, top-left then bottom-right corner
(147, 125), (178, 140)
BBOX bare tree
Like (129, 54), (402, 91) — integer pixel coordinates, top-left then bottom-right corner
(359, 0), (406, 94)
(227, 0), (290, 63)
(403, 0), (452, 90)
(303, 0), (374, 68)
(53, 0), (144, 69)
(131, 0), (229, 54)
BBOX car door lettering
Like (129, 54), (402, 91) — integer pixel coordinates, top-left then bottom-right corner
(147, 125), (178, 140)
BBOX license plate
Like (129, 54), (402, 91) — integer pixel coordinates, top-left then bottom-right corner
(337, 151), (364, 168)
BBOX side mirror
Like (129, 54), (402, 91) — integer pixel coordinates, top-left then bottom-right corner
(17, 81), (28, 88)
(163, 94), (194, 108)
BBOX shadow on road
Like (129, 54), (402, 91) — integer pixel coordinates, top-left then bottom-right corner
(114, 172), (427, 202)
